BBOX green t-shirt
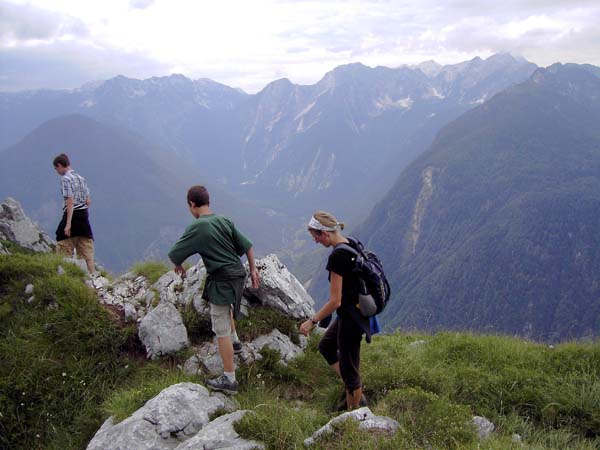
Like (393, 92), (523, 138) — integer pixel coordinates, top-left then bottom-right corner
(168, 213), (252, 275)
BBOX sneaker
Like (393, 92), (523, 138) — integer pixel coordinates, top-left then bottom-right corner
(233, 341), (243, 355)
(206, 375), (239, 395)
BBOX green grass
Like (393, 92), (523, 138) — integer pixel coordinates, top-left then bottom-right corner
(234, 331), (600, 450)
(0, 252), (134, 450)
(2, 250), (600, 450)
(130, 260), (170, 284)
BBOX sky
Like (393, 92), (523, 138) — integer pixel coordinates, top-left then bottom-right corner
(1, 0), (599, 93)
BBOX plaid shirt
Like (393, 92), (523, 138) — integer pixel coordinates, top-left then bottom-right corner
(61, 170), (90, 212)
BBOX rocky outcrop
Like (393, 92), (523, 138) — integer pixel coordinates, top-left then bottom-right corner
(244, 254), (315, 319)
(89, 255), (314, 360)
(86, 383), (261, 450)
(0, 197), (54, 252)
(184, 328), (306, 377)
(304, 407), (399, 446)
(92, 255), (314, 324)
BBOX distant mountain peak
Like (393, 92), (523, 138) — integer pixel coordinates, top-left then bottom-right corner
(415, 60), (443, 77)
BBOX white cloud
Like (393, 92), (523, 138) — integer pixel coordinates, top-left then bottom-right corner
(1, 0), (599, 92)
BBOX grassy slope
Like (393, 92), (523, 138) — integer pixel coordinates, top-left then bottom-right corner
(1, 250), (599, 449)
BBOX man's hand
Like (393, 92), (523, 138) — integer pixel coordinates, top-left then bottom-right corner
(174, 264), (186, 278)
(250, 268), (260, 289)
(64, 224), (71, 237)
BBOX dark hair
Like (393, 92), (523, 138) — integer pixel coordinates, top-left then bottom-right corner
(53, 153), (70, 167)
(187, 185), (210, 207)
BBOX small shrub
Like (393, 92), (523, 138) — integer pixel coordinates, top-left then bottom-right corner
(237, 306), (300, 344)
(130, 261), (169, 284)
(235, 401), (326, 449)
(380, 387), (476, 449)
(181, 303), (213, 343)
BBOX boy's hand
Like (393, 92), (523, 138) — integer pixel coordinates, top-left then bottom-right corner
(64, 224), (71, 237)
(174, 264), (186, 278)
(250, 268), (260, 289)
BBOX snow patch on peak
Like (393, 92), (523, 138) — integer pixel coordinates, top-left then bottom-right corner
(424, 87), (445, 99)
(470, 94), (488, 105)
(374, 95), (413, 112)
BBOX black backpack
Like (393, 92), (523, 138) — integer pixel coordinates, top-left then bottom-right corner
(336, 237), (391, 317)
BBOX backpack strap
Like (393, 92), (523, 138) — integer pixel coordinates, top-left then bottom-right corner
(335, 242), (359, 257)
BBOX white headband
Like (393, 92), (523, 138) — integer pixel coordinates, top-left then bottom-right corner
(308, 216), (337, 232)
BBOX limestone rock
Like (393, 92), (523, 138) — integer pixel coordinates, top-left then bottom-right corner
(304, 407), (399, 446)
(244, 254), (314, 319)
(86, 383), (225, 450)
(251, 329), (303, 364)
(174, 410), (264, 450)
(139, 302), (189, 359)
(0, 241), (8, 254)
(408, 340), (427, 349)
(184, 329), (304, 377)
(24, 284), (34, 295)
(184, 340), (224, 377)
(472, 415), (495, 440)
(0, 197), (53, 252)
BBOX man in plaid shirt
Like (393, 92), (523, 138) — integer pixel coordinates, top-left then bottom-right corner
(52, 153), (95, 273)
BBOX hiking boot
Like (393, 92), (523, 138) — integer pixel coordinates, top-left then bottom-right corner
(206, 375), (239, 395)
(233, 341), (243, 355)
(336, 390), (368, 411)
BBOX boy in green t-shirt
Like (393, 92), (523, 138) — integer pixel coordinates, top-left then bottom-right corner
(169, 185), (260, 394)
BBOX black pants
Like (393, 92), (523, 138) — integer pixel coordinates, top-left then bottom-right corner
(318, 317), (363, 392)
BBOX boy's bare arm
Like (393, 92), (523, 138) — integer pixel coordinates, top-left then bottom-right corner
(246, 247), (260, 288)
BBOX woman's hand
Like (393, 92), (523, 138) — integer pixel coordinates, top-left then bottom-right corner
(299, 319), (314, 336)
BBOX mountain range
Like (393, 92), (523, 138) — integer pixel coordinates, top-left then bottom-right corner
(352, 63), (600, 341)
(0, 54), (537, 272)
(0, 54), (536, 216)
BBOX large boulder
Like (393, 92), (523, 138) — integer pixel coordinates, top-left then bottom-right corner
(0, 197), (54, 252)
(304, 407), (399, 446)
(245, 254), (315, 319)
(87, 383), (226, 450)
(139, 302), (189, 359)
(174, 410), (264, 450)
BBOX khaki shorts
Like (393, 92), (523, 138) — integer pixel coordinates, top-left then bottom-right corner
(210, 303), (234, 338)
(56, 237), (94, 261)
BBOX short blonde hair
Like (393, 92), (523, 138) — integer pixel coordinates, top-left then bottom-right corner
(310, 210), (345, 231)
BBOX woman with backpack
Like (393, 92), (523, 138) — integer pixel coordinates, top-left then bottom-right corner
(299, 210), (372, 410)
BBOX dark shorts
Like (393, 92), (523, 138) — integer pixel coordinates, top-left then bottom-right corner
(318, 316), (364, 392)
(56, 208), (93, 241)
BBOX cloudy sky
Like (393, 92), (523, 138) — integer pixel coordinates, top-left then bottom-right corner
(1, 0), (599, 92)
